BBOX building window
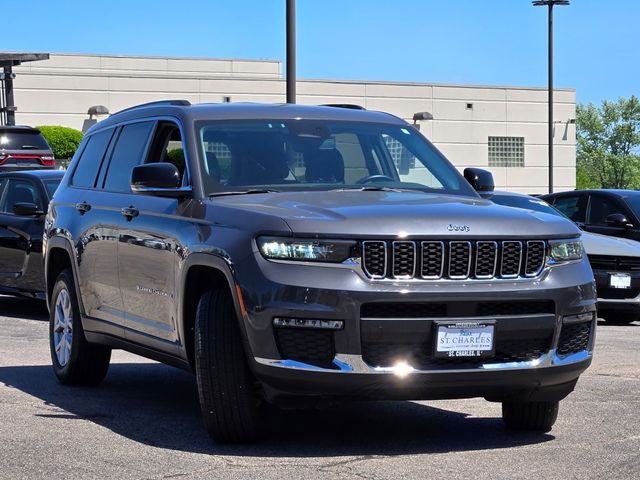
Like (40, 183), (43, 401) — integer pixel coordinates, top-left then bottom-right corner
(383, 135), (416, 171)
(488, 136), (525, 167)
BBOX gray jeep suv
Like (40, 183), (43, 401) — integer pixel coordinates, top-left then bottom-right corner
(44, 101), (596, 443)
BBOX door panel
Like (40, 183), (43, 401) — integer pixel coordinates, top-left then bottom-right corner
(0, 178), (46, 293)
(117, 193), (183, 343)
(71, 189), (126, 327)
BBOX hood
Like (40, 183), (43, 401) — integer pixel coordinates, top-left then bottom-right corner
(211, 190), (581, 238)
(581, 231), (640, 257)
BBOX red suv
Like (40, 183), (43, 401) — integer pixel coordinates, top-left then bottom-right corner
(0, 126), (56, 170)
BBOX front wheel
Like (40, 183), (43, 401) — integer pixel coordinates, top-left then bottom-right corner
(49, 269), (111, 386)
(194, 289), (266, 443)
(501, 400), (559, 432)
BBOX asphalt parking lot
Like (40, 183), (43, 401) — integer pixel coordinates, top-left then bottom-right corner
(0, 296), (638, 480)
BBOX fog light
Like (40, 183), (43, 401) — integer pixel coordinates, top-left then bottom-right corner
(273, 317), (344, 330)
(562, 312), (595, 324)
(393, 361), (415, 378)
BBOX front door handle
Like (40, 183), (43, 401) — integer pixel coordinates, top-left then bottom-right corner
(121, 206), (139, 221)
(75, 202), (91, 215)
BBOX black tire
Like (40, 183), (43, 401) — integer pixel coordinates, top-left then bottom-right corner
(49, 269), (111, 386)
(502, 400), (559, 432)
(601, 310), (638, 325)
(194, 289), (266, 443)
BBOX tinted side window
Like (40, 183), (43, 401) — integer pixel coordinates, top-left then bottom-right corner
(0, 179), (43, 213)
(103, 122), (154, 193)
(553, 195), (587, 223)
(587, 195), (628, 226)
(72, 129), (114, 188)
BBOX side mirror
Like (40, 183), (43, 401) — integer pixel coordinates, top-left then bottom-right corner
(12, 202), (43, 216)
(130, 163), (191, 198)
(464, 168), (495, 195)
(605, 213), (634, 229)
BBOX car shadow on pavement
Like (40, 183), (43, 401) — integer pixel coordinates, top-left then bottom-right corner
(0, 362), (554, 456)
(0, 296), (48, 321)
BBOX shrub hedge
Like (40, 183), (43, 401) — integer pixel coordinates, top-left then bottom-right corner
(36, 125), (84, 160)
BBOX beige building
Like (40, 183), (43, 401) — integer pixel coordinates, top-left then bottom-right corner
(11, 53), (576, 193)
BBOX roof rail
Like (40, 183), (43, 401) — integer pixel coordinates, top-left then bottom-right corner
(321, 103), (366, 110)
(113, 99), (191, 116)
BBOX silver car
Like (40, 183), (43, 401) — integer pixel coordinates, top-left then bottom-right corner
(490, 191), (640, 324)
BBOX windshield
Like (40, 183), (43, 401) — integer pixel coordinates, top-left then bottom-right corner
(623, 195), (640, 219)
(43, 178), (62, 199)
(491, 194), (564, 217)
(0, 130), (50, 150)
(197, 120), (477, 197)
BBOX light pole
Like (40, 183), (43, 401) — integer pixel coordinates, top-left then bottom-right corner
(286, 0), (296, 104)
(532, 0), (569, 194)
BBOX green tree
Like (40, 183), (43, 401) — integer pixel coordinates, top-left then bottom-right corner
(35, 125), (84, 160)
(576, 96), (640, 189)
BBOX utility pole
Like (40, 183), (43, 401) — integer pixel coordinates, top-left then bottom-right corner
(532, 0), (569, 194)
(286, 0), (296, 103)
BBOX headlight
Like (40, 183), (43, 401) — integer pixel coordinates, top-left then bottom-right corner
(257, 236), (356, 262)
(548, 239), (584, 264)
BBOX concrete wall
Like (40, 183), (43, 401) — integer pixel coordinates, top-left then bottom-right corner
(12, 53), (576, 193)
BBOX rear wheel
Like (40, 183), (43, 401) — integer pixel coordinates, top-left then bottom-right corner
(502, 400), (559, 432)
(194, 289), (266, 443)
(49, 269), (111, 385)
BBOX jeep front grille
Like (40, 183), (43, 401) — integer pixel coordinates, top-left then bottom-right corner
(361, 240), (547, 280)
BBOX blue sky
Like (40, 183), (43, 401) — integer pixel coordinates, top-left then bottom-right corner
(3, 0), (637, 105)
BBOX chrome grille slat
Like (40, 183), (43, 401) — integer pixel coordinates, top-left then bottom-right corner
(449, 241), (472, 279)
(475, 241), (498, 279)
(362, 240), (546, 280)
(362, 241), (387, 279)
(501, 241), (523, 278)
(392, 241), (416, 278)
(525, 240), (546, 277)
(421, 241), (444, 279)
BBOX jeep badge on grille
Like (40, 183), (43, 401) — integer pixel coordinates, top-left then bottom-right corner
(447, 224), (470, 232)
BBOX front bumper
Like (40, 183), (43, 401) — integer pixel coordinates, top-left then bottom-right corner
(593, 269), (640, 310)
(254, 352), (592, 404)
(236, 254), (597, 403)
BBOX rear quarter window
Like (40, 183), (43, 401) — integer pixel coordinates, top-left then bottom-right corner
(71, 129), (114, 188)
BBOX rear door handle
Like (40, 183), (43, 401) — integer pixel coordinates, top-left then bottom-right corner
(75, 202), (91, 214)
(121, 206), (139, 220)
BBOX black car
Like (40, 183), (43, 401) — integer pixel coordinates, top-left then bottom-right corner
(542, 189), (640, 242)
(44, 100), (595, 443)
(0, 170), (64, 299)
(0, 126), (56, 170)
(490, 190), (640, 324)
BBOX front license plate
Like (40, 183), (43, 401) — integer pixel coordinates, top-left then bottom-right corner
(435, 322), (495, 358)
(610, 273), (631, 289)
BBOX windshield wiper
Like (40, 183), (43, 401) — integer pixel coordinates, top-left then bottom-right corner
(209, 188), (280, 197)
(21, 145), (41, 149)
(331, 186), (409, 193)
